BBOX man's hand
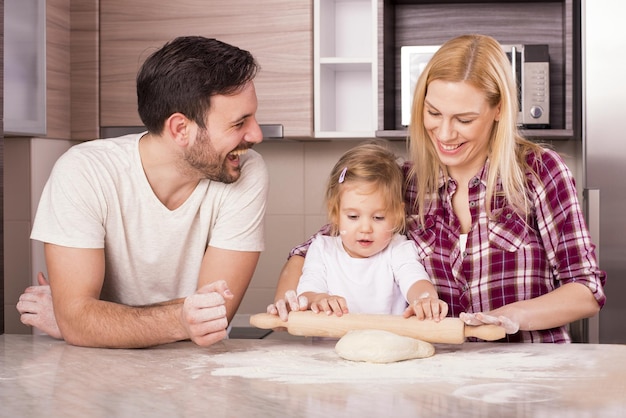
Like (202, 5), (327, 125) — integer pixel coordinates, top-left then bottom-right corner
(16, 272), (62, 339)
(266, 290), (308, 322)
(181, 280), (234, 347)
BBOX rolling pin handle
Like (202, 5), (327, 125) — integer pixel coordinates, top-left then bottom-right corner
(249, 313), (287, 330)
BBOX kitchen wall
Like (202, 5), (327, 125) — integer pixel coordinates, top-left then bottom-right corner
(3, 136), (581, 333)
(2, 0), (584, 333)
(3, 138), (79, 333)
(3, 0), (79, 333)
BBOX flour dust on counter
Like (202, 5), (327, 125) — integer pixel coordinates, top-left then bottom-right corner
(198, 340), (596, 385)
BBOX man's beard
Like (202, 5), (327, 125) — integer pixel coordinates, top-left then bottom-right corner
(182, 128), (241, 184)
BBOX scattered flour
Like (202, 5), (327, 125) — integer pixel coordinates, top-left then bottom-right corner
(183, 343), (599, 385)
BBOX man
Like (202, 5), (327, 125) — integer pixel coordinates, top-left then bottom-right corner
(16, 36), (268, 348)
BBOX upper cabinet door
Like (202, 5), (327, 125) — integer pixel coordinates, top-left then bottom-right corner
(100, 0), (313, 138)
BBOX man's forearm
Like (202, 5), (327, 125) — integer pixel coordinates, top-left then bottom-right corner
(56, 298), (188, 348)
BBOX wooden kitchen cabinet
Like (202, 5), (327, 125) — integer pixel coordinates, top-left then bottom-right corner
(100, 0), (313, 138)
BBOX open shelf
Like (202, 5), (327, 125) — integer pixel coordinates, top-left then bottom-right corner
(315, 0), (378, 138)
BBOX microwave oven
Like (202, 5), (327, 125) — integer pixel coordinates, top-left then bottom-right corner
(400, 44), (550, 128)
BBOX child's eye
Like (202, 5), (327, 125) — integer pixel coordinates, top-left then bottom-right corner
(374, 216), (385, 221)
(347, 215), (358, 220)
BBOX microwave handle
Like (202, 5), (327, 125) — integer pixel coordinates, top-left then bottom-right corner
(510, 46), (517, 86)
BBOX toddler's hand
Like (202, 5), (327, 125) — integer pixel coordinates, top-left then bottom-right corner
(266, 290), (308, 322)
(310, 295), (349, 317)
(403, 293), (448, 322)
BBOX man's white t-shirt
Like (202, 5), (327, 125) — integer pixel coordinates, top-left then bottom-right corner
(296, 234), (431, 315)
(31, 133), (268, 306)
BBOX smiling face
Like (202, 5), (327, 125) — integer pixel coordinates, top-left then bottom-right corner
(423, 80), (500, 178)
(183, 81), (263, 183)
(337, 181), (396, 259)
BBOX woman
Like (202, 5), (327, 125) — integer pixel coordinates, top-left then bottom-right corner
(270, 34), (606, 343)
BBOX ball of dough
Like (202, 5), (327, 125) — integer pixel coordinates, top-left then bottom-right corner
(335, 329), (435, 363)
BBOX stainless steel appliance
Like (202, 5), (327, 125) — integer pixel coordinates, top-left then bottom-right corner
(582, 0), (626, 343)
(401, 43), (550, 128)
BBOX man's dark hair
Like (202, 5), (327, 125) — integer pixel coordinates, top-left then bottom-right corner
(137, 36), (258, 133)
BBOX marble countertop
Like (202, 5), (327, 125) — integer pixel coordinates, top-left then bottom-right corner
(1, 333), (625, 417)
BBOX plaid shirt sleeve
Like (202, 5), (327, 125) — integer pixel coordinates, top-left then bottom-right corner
(288, 224), (333, 259)
(529, 149), (607, 306)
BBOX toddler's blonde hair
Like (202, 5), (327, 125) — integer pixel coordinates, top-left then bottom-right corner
(326, 142), (406, 235)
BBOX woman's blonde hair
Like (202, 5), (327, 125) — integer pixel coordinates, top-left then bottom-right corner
(407, 34), (545, 226)
(326, 142), (406, 235)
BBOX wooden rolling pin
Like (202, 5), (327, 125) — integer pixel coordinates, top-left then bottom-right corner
(250, 311), (505, 344)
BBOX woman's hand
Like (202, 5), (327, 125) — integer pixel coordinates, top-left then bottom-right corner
(266, 290), (308, 322)
(403, 293), (448, 322)
(459, 312), (520, 334)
